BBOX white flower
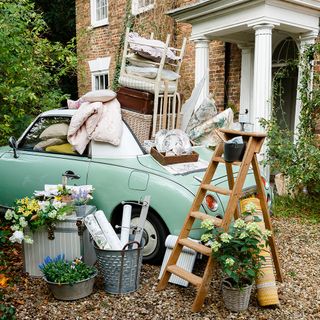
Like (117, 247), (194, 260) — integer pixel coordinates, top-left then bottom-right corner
(48, 210), (57, 219)
(220, 233), (233, 243)
(225, 257), (235, 266)
(11, 225), (20, 231)
(57, 214), (66, 220)
(23, 235), (34, 244)
(9, 230), (24, 244)
(246, 222), (260, 233)
(233, 219), (246, 229)
(245, 202), (257, 213)
(5, 209), (14, 220)
(38, 201), (50, 211)
(239, 232), (248, 239)
(201, 233), (213, 243)
(211, 241), (221, 252)
(52, 200), (64, 210)
(19, 217), (28, 228)
(201, 219), (215, 231)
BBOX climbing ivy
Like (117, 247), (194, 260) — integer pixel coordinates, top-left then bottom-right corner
(261, 42), (320, 195)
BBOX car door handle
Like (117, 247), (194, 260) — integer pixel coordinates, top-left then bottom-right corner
(63, 170), (80, 180)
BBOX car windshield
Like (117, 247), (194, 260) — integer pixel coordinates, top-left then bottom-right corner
(18, 116), (86, 156)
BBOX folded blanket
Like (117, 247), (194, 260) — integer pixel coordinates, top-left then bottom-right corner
(67, 98), (123, 154)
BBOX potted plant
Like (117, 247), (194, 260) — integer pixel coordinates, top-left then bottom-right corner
(70, 186), (94, 217)
(4, 192), (74, 244)
(39, 254), (97, 300)
(201, 217), (271, 312)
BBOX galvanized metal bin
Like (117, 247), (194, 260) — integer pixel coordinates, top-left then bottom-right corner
(23, 206), (96, 277)
(94, 240), (144, 294)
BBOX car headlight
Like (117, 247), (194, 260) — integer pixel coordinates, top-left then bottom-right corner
(204, 194), (219, 212)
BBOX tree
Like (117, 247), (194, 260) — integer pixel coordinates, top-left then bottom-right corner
(0, 0), (77, 145)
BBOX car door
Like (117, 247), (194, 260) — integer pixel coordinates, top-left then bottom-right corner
(0, 115), (90, 207)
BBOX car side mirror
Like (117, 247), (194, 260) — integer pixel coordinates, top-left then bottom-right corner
(8, 136), (18, 158)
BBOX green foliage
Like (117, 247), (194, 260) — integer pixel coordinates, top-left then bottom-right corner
(201, 206), (270, 289)
(39, 255), (97, 285)
(0, 0), (77, 145)
(111, 0), (135, 91)
(272, 194), (320, 224)
(262, 42), (320, 195)
(0, 293), (16, 320)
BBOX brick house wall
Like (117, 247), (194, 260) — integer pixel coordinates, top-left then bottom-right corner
(75, 0), (240, 112)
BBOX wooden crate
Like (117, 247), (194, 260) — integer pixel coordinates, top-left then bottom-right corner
(150, 147), (199, 165)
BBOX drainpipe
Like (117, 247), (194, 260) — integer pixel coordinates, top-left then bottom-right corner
(224, 42), (231, 110)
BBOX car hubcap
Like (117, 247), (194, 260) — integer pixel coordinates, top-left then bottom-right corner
(131, 217), (158, 257)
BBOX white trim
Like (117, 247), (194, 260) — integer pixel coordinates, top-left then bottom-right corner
(91, 71), (109, 91)
(132, 0), (155, 16)
(90, 0), (109, 28)
(89, 56), (111, 91)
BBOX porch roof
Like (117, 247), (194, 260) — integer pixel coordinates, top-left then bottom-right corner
(167, 0), (320, 44)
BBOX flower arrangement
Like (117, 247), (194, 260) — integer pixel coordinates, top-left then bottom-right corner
(201, 217), (271, 289)
(71, 186), (94, 206)
(5, 192), (74, 244)
(39, 254), (97, 285)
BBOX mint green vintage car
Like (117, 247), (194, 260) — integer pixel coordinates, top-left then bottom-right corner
(0, 109), (272, 263)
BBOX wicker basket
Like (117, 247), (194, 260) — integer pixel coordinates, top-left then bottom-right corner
(221, 279), (253, 312)
(94, 240), (144, 294)
(121, 108), (182, 143)
(122, 108), (153, 143)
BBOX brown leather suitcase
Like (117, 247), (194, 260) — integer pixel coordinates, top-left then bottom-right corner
(117, 87), (154, 114)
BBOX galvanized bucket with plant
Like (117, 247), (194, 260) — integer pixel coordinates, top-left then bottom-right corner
(39, 254), (97, 300)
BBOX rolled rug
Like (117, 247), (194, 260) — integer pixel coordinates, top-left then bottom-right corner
(240, 197), (280, 306)
(84, 214), (111, 250)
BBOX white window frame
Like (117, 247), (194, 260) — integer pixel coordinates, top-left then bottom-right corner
(132, 0), (155, 16)
(90, 0), (108, 28)
(92, 71), (109, 91)
(88, 57), (111, 91)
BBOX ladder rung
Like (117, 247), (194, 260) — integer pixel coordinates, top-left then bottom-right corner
(201, 183), (231, 195)
(190, 211), (222, 227)
(212, 156), (241, 166)
(179, 238), (211, 256)
(167, 265), (202, 287)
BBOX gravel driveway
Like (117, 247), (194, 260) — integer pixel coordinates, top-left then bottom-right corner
(3, 217), (320, 320)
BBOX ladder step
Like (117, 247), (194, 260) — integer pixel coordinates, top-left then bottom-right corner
(201, 183), (231, 195)
(167, 265), (202, 287)
(212, 156), (241, 166)
(179, 238), (211, 256)
(190, 211), (222, 226)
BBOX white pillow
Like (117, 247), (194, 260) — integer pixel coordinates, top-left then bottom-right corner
(82, 90), (117, 103)
(125, 66), (158, 79)
(161, 69), (180, 81)
(127, 53), (158, 68)
(40, 123), (69, 140)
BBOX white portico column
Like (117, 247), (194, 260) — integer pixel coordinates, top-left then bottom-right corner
(252, 24), (274, 132)
(294, 32), (317, 138)
(194, 38), (210, 109)
(238, 44), (254, 126)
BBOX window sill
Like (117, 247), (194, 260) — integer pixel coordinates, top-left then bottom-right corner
(132, 4), (154, 16)
(91, 19), (109, 28)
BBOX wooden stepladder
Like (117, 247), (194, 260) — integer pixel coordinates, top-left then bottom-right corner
(156, 129), (283, 312)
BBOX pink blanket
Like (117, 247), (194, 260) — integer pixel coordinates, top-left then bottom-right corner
(68, 99), (123, 154)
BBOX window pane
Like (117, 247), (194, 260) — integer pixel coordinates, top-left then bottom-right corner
(95, 76), (99, 90)
(96, 0), (107, 21)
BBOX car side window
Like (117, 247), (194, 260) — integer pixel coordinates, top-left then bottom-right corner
(19, 116), (85, 156)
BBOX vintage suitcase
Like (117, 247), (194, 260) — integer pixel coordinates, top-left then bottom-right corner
(23, 206), (96, 277)
(117, 86), (154, 114)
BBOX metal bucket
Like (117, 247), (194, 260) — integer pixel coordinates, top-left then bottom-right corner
(94, 240), (144, 294)
(45, 271), (97, 300)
